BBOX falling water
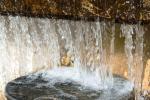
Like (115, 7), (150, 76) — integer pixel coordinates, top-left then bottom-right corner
(0, 16), (61, 91)
(0, 15), (145, 99)
(121, 24), (144, 99)
(121, 24), (134, 80)
(0, 16), (113, 91)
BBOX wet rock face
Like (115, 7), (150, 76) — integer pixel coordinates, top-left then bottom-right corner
(142, 59), (150, 90)
(143, 0), (150, 22)
(61, 55), (72, 66)
(144, 0), (150, 8)
(0, 0), (149, 23)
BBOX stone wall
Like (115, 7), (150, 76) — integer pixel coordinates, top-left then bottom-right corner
(0, 0), (149, 23)
(143, 0), (150, 22)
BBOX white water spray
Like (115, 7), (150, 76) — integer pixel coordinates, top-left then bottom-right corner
(0, 16), (114, 92)
(0, 15), (145, 99)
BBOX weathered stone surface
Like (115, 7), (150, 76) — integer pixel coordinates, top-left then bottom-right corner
(142, 0), (150, 22)
(0, 0), (149, 23)
(141, 59), (150, 99)
(61, 55), (72, 66)
(0, 92), (6, 100)
(142, 59), (150, 91)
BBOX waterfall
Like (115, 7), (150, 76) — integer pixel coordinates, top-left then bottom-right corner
(0, 16), (61, 91)
(121, 24), (144, 99)
(0, 15), (145, 99)
(0, 16), (114, 91)
(121, 24), (134, 80)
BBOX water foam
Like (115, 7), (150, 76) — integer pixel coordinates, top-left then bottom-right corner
(28, 67), (133, 93)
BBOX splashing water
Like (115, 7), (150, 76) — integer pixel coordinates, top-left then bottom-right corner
(121, 24), (144, 99)
(0, 15), (145, 99)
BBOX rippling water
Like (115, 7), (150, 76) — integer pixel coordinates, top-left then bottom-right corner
(6, 67), (133, 100)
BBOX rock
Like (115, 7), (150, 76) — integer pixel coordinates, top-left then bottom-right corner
(0, 0), (149, 23)
(142, 0), (150, 22)
(143, 0), (150, 7)
(110, 54), (128, 78)
(0, 92), (6, 100)
(61, 55), (72, 66)
(142, 59), (150, 91)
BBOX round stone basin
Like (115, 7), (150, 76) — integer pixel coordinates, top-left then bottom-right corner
(5, 68), (134, 100)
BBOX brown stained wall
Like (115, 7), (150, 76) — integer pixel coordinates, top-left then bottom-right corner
(143, 0), (150, 22)
(0, 0), (149, 23)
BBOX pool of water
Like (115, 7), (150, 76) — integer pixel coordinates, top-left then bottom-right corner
(5, 68), (134, 100)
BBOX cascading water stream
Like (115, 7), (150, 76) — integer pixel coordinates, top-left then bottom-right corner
(121, 24), (144, 100)
(0, 15), (145, 100)
(0, 16), (61, 91)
